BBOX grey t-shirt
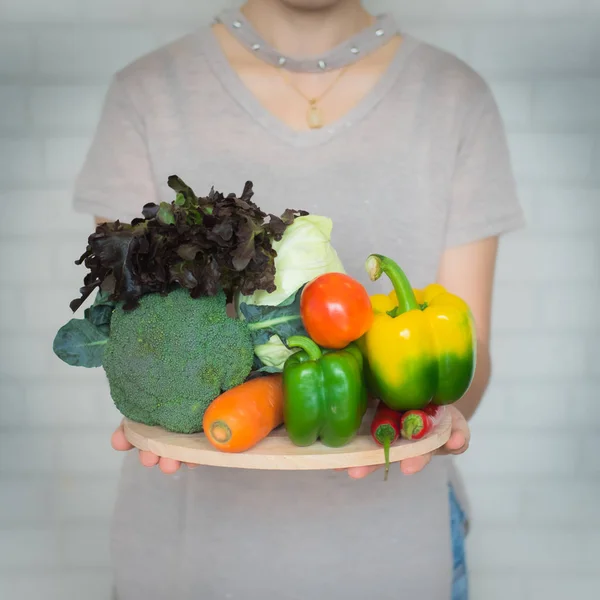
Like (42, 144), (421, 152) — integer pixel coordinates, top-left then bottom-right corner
(73, 20), (524, 600)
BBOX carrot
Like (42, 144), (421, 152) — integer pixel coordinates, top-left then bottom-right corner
(203, 374), (284, 453)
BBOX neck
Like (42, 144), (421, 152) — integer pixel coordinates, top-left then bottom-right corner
(240, 0), (373, 57)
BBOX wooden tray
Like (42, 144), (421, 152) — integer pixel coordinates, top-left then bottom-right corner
(123, 406), (452, 471)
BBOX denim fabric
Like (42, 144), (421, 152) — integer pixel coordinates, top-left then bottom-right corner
(449, 484), (469, 600)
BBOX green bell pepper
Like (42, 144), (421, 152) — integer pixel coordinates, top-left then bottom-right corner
(283, 335), (367, 448)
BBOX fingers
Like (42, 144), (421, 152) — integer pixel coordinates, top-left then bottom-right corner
(112, 422), (197, 474)
(138, 450), (160, 467)
(437, 406), (470, 456)
(158, 457), (182, 474)
(346, 464), (382, 479)
(111, 424), (134, 452)
(400, 452), (432, 475)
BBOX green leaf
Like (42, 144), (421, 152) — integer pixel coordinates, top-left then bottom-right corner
(53, 319), (109, 368)
(157, 202), (175, 225)
(174, 192), (186, 206)
(240, 287), (307, 346)
(83, 290), (116, 329)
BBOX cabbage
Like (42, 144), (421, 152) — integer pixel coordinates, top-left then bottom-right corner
(254, 334), (299, 370)
(238, 215), (345, 308)
(236, 214), (345, 371)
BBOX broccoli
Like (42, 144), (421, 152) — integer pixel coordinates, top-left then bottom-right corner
(102, 287), (254, 434)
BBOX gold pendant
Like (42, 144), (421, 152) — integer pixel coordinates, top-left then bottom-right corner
(307, 100), (324, 129)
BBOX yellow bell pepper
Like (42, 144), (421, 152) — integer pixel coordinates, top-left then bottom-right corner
(360, 254), (477, 411)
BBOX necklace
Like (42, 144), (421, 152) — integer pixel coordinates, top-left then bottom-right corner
(214, 9), (399, 73)
(276, 65), (350, 129)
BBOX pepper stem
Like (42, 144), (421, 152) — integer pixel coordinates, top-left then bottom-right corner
(375, 424), (396, 482)
(365, 254), (419, 315)
(286, 335), (323, 361)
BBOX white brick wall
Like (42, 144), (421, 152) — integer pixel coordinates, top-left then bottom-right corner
(0, 1), (598, 599)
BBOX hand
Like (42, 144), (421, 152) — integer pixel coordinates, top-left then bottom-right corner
(111, 421), (199, 475)
(343, 404), (470, 480)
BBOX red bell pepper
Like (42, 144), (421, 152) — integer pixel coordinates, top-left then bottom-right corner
(370, 401), (402, 481)
(300, 272), (373, 349)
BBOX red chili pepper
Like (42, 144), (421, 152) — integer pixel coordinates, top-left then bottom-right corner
(400, 409), (433, 441)
(423, 403), (441, 419)
(370, 401), (402, 481)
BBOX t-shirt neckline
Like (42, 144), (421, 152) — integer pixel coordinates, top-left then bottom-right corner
(198, 25), (420, 148)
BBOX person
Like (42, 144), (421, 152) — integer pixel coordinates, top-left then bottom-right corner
(73, 1), (525, 598)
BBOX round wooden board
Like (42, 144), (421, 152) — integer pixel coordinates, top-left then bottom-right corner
(123, 407), (452, 471)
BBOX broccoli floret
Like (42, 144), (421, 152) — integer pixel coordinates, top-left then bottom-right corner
(102, 287), (254, 433)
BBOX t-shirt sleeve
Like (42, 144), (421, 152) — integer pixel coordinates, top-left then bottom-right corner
(72, 73), (160, 221)
(444, 81), (526, 248)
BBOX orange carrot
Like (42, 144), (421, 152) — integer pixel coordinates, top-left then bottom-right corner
(203, 375), (284, 453)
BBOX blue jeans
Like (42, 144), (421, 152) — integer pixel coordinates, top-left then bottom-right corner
(450, 484), (469, 600)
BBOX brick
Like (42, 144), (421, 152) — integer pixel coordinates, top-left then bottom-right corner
(25, 383), (98, 426)
(503, 382), (597, 428)
(0, 85), (27, 130)
(392, 0), (520, 18)
(55, 475), (119, 521)
(153, 25), (197, 47)
(522, 481), (600, 525)
(539, 286), (599, 330)
(521, 0), (585, 14)
(57, 431), (126, 473)
(0, 527), (60, 567)
(0, 379), (26, 426)
(0, 189), (93, 236)
(469, 25), (592, 73)
(36, 29), (158, 78)
(0, 30), (32, 75)
(0, 477), (54, 524)
(469, 383), (510, 427)
(0, 334), (56, 378)
(496, 236), (598, 283)
(491, 284), (537, 330)
(527, 577), (600, 600)
(459, 432), (580, 475)
(0, 572), (113, 600)
(534, 79), (600, 126)
(490, 334), (587, 378)
(0, 289), (24, 331)
(82, 0), (145, 21)
(44, 137), (92, 183)
(0, 0), (82, 21)
(590, 339), (600, 376)
(60, 524), (111, 567)
(469, 574), (525, 600)
(96, 387), (124, 427)
(0, 432), (55, 473)
(581, 433), (600, 472)
(54, 237), (95, 285)
(31, 85), (106, 131)
(466, 526), (586, 570)
(533, 187), (600, 232)
(463, 479), (521, 523)
(488, 81), (532, 130)
(402, 25), (469, 61)
(507, 133), (594, 180)
(0, 138), (44, 183)
(24, 287), (81, 332)
(149, 0), (230, 20)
